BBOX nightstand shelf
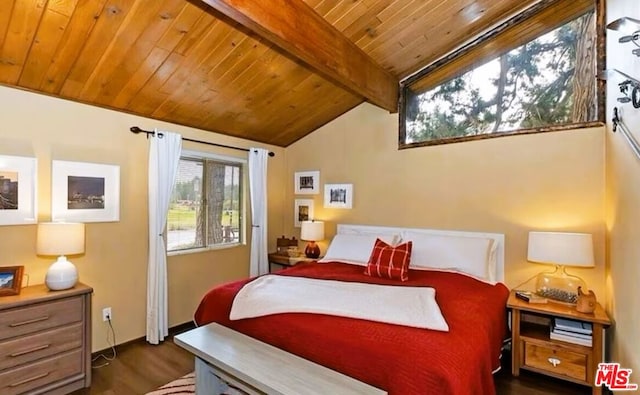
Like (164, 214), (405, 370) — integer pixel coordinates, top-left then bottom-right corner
(507, 290), (611, 394)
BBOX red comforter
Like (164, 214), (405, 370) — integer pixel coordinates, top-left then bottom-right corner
(194, 262), (509, 395)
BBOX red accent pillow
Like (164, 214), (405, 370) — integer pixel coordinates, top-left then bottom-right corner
(364, 239), (413, 281)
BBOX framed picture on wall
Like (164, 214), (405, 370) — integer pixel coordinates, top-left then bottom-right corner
(52, 160), (120, 223)
(0, 155), (37, 226)
(294, 199), (314, 228)
(294, 171), (320, 195)
(324, 183), (353, 209)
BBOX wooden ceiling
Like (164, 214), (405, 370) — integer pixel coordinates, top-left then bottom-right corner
(0, 0), (540, 146)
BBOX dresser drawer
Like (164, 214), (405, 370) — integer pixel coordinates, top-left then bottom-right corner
(524, 342), (587, 382)
(0, 349), (82, 395)
(0, 296), (82, 341)
(0, 322), (83, 370)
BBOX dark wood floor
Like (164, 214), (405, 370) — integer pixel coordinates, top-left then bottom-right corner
(71, 325), (195, 395)
(73, 326), (591, 395)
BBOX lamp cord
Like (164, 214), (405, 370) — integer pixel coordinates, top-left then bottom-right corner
(92, 317), (117, 368)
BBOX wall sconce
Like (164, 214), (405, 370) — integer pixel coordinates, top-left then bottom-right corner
(598, 69), (640, 108)
(607, 17), (640, 56)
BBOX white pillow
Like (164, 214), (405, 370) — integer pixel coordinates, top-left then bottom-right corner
(319, 233), (397, 266)
(401, 231), (497, 282)
(342, 228), (401, 245)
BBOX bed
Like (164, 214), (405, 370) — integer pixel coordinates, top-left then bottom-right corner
(194, 224), (510, 395)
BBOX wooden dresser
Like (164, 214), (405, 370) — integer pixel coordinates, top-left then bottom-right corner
(0, 283), (92, 395)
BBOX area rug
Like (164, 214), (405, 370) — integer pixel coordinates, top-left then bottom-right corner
(146, 372), (246, 395)
(146, 373), (195, 395)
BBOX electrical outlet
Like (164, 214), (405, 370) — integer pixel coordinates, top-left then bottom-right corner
(102, 307), (112, 322)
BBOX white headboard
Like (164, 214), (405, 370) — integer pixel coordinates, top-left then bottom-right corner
(336, 224), (505, 283)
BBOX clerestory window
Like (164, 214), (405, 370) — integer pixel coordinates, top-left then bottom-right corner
(400, 1), (601, 148)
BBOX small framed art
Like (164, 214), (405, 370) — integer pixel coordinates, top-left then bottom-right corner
(294, 199), (314, 227)
(0, 266), (24, 296)
(324, 183), (353, 209)
(294, 171), (320, 195)
(52, 160), (120, 222)
(0, 155), (37, 226)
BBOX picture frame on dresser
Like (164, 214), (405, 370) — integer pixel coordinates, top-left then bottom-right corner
(0, 155), (37, 226)
(52, 160), (120, 223)
(0, 266), (23, 296)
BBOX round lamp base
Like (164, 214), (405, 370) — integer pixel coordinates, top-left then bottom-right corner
(305, 242), (321, 259)
(45, 257), (78, 291)
(535, 265), (586, 304)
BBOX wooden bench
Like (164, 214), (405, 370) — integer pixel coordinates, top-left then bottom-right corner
(174, 323), (386, 395)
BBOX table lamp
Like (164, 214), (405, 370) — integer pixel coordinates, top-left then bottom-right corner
(300, 220), (324, 259)
(37, 222), (85, 290)
(527, 231), (594, 304)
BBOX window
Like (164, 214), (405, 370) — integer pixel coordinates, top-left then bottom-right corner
(167, 154), (243, 252)
(400, 0), (601, 147)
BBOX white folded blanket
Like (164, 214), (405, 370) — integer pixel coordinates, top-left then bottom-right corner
(230, 275), (449, 331)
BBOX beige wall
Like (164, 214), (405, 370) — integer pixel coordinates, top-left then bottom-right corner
(605, 0), (640, 375)
(0, 85), (285, 351)
(286, 103), (606, 300)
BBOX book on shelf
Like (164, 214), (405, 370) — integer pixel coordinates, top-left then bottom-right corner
(515, 290), (547, 304)
(551, 328), (592, 341)
(550, 331), (592, 347)
(554, 318), (593, 335)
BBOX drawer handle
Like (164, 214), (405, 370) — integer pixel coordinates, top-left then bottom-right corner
(9, 372), (50, 387)
(9, 344), (51, 357)
(9, 316), (50, 327)
(548, 357), (561, 367)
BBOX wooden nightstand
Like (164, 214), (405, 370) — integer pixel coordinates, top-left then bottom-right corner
(507, 290), (611, 395)
(268, 253), (316, 272)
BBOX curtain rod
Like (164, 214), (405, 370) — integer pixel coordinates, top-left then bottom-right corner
(129, 126), (275, 157)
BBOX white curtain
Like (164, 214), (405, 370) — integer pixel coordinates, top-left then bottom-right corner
(147, 130), (182, 344)
(249, 148), (269, 277)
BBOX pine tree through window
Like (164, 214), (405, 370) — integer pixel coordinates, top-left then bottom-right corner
(401, 10), (598, 146)
(167, 156), (243, 252)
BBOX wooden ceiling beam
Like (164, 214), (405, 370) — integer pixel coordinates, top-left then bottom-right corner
(199, 0), (399, 112)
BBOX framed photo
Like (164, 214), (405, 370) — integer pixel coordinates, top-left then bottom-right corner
(294, 199), (314, 228)
(294, 171), (320, 195)
(0, 266), (24, 296)
(0, 155), (37, 226)
(324, 183), (353, 209)
(52, 160), (120, 223)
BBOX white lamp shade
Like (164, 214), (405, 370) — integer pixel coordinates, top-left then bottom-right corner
(37, 222), (85, 256)
(300, 221), (324, 241)
(527, 232), (594, 267)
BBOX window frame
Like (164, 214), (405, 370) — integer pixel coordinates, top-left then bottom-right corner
(167, 150), (247, 255)
(398, 0), (606, 149)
